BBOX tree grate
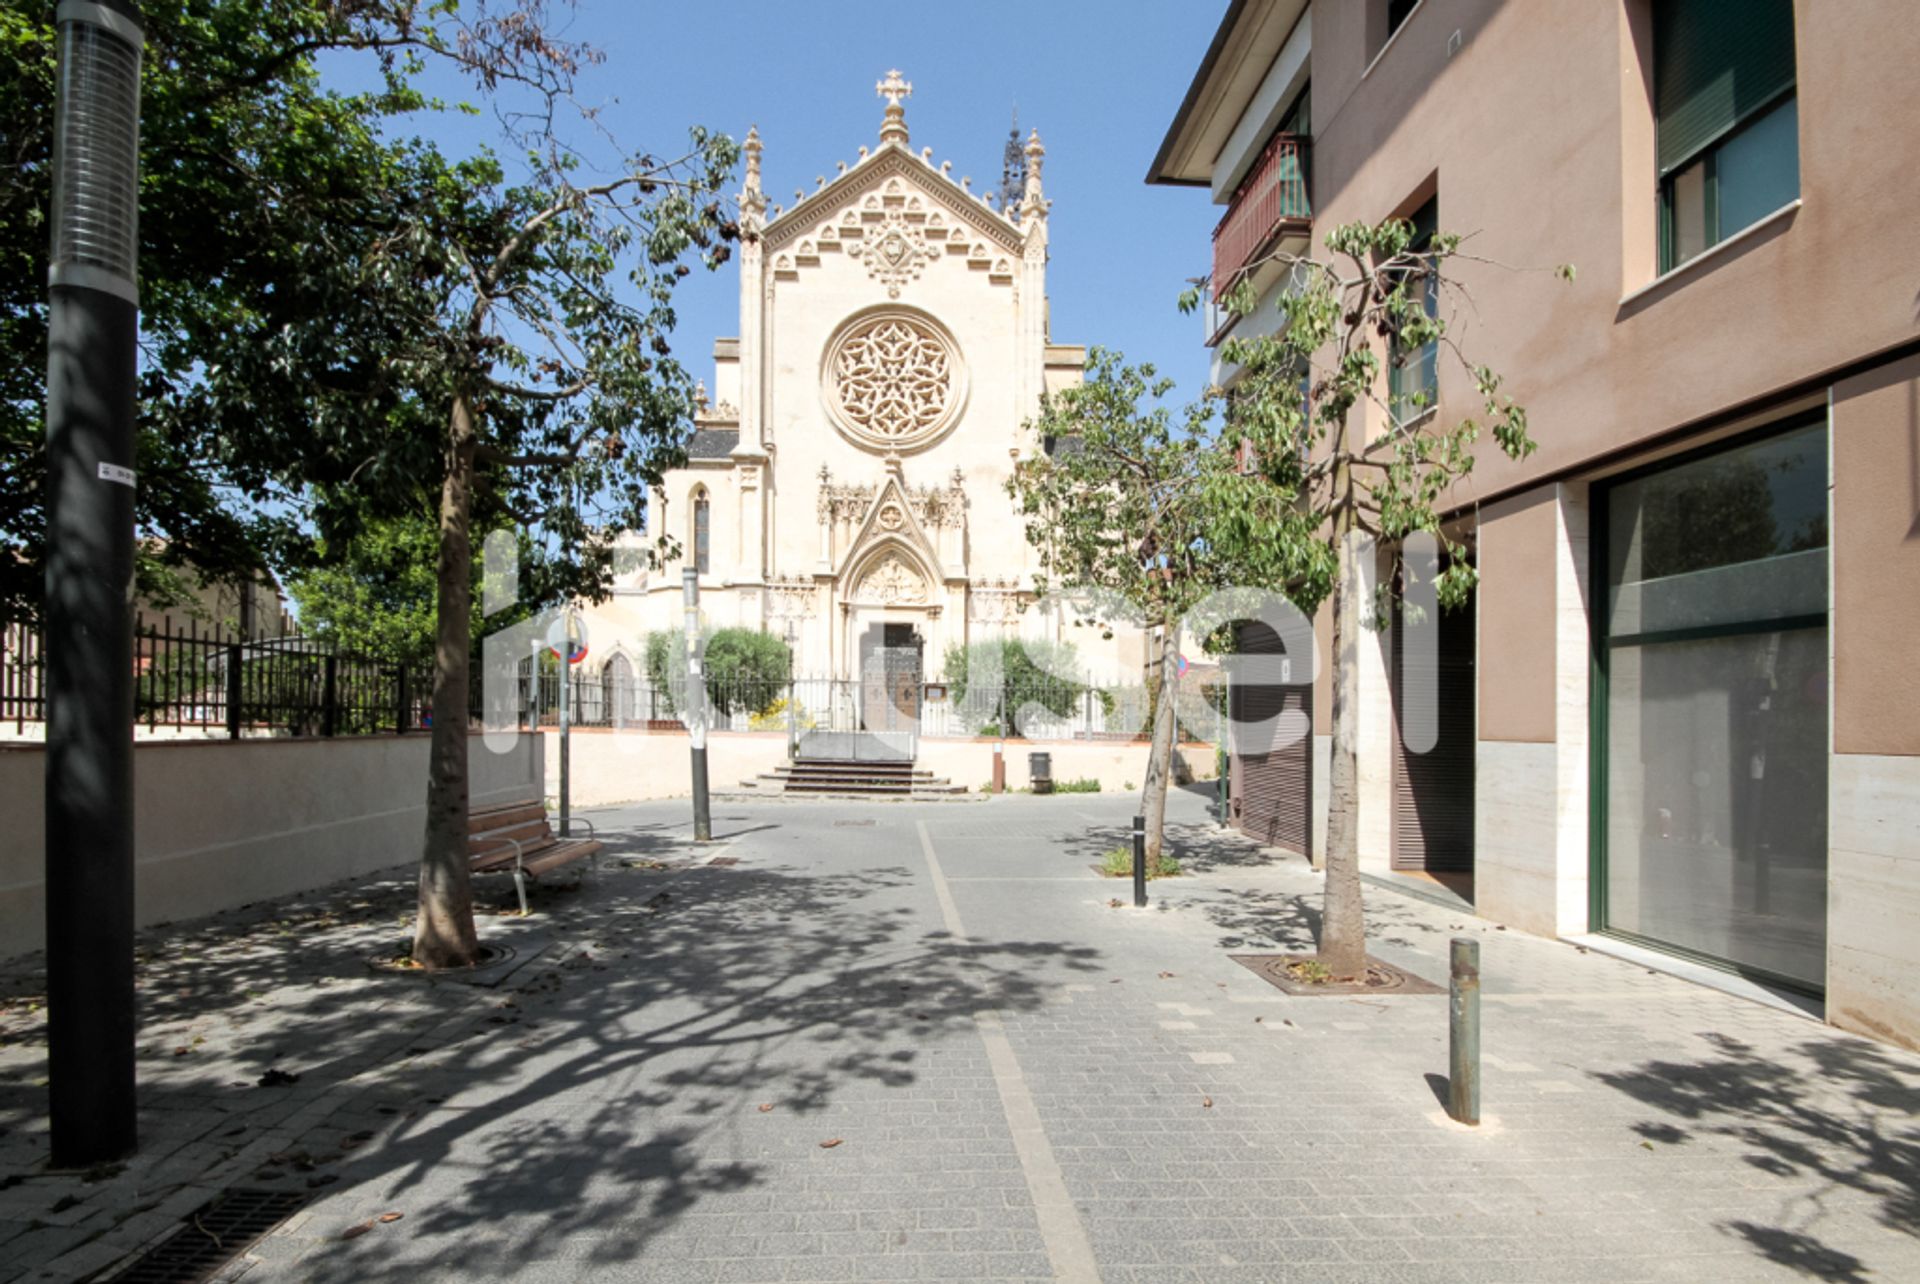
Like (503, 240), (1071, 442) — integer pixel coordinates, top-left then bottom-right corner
(91, 1188), (309, 1283)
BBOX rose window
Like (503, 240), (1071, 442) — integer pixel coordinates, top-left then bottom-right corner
(823, 310), (966, 451)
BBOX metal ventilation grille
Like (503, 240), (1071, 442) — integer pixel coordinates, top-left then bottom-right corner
(90, 1189), (308, 1284)
(51, 19), (142, 281)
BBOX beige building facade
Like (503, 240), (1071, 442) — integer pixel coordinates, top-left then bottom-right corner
(578, 75), (1149, 697)
(1153, 1), (1920, 1048)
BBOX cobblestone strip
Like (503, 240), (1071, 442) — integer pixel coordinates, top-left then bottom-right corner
(918, 820), (1102, 1284)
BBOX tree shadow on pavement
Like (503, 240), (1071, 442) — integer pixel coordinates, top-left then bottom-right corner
(1051, 816), (1290, 878)
(1592, 1031), (1920, 1281)
(0, 840), (1102, 1281)
(1194, 884), (1431, 957)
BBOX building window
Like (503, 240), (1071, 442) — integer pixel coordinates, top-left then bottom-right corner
(1656, 0), (1799, 273)
(1594, 417), (1829, 992)
(1387, 196), (1439, 425)
(692, 489), (711, 574)
(1386, 0), (1419, 41)
(1279, 80), (1310, 139)
(1368, 0), (1422, 63)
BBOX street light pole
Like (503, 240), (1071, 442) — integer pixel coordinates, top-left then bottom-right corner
(683, 568), (710, 841)
(557, 606), (572, 839)
(784, 619), (798, 762)
(44, 0), (144, 1167)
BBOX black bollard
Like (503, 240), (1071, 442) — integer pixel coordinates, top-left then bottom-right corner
(1132, 814), (1147, 909)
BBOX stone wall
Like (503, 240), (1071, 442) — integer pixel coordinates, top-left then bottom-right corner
(0, 731), (542, 958)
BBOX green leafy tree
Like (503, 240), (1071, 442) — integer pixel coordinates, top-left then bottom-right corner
(1184, 218), (1559, 978)
(702, 628), (792, 717)
(286, 516), (447, 670)
(1010, 353), (1303, 861)
(0, 0), (594, 624)
(943, 637), (1086, 733)
(277, 138), (740, 968)
(286, 512), (556, 670)
(643, 626), (793, 718)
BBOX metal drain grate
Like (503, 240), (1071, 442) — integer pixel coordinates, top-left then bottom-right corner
(93, 1188), (308, 1283)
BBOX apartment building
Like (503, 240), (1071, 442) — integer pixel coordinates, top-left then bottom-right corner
(1150, 0), (1920, 1049)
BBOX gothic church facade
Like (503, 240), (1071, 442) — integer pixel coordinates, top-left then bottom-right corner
(579, 73), (1145, 689)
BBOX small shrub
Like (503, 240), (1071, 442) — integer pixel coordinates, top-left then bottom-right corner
(1099, 846), (1182, 879)
(1055, 778), (1102, 794)
(747, 697), (813, 733)
(1285, 958), (1333, 985)
(1122, 780), (1136, 791)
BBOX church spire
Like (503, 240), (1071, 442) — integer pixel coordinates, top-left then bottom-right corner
(740, 125), (766, 226)
(876, 69), (912, 146)
(1021, 128), (1048, 220)
(998, 107), (1026, 222)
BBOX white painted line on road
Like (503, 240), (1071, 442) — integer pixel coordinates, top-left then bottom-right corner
(917, 821), (1102, 1284)
(943, 876), (1097, 883)
(917, 820), (971, 946)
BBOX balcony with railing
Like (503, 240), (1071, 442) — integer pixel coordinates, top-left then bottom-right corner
(1210, 132), (1312, 303)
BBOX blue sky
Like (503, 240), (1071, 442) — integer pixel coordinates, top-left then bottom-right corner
(340, 0), (1230, 400)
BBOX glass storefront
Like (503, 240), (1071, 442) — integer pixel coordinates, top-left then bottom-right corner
(1596, 420), (1829, 992)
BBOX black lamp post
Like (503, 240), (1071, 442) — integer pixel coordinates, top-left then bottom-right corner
(44, 0), (144, 1167)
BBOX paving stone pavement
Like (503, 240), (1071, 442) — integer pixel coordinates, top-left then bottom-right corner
(2, 789), (1917, 1283)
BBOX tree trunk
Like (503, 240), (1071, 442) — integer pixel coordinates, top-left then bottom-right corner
(1140, 624), (1178, 863)
(1318, 509), (1367, 980)
(413, 392), (483, 968)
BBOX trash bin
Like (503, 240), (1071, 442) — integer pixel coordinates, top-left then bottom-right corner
(1029, 751), (1053, 795)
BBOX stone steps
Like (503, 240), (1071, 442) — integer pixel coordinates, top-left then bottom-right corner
(724, 759), (971, 799)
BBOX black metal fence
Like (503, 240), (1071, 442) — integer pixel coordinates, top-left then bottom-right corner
(3, 619), (1224, 745)
(522, 668), (1182, 742)
(3, 617), (434, 739)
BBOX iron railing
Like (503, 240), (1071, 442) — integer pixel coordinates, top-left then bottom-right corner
(1212, 132), (1312, 299)
(524, 669), (1171, 742)
(3, 617), (434, 739)
(3, 618), (1204, 746)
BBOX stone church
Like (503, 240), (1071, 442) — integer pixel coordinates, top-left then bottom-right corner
(578, 73), (1147, 701)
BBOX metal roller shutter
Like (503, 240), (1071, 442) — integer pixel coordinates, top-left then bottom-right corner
(1391, 593), (1476, 872)
(1229, 621), (1313, 861)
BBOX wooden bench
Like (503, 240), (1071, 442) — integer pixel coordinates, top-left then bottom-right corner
(468, 795), (602, 914)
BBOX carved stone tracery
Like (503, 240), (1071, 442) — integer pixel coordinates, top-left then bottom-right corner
(816, 481), (874, 525)
(854, 553), (928, 605)
(826, 313), (957, 449)
(967, 576), (1029, 625)
(847, 201), (936, 298)
(767, 575), (819, 620)
(908, 471), (967, 529)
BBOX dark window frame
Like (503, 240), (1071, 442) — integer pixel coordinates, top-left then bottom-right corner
(1587, 411), (1830, 996)
(1651, 1), (1797, 272)
(692, 489), (711, 575)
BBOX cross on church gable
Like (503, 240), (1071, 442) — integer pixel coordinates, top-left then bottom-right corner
(876, 69), (912, 108)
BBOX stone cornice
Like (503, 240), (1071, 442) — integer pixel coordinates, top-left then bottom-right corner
(764, 144), (1024, 258)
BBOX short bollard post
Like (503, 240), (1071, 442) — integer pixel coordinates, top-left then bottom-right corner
(1448, 936), (1480, 1126)
(1131, 814), (1147, 909)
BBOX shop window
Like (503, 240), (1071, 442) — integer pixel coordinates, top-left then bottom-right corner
(1594, 417), (1829, 992)
(1656, 0), (1799, 272)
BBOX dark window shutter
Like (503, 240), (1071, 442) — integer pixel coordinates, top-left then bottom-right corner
(1656, 0), (1797, 176)
(1229, 621), (1313, 861)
